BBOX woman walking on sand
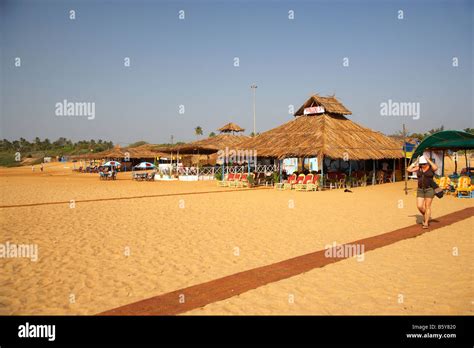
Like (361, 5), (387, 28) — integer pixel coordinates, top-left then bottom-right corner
(407, 155), (438, 229)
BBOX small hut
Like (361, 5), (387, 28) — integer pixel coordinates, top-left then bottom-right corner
(73, 144), (169, 170)
(160, 122), (249, 166)
(218, 122), (245, 134)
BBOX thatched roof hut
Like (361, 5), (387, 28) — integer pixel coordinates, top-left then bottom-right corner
(160, 123), (249, 155)
(96, 145), (125, 158)
(218, 122), (245, 133)
(163, 134), (249, 154)
(74, 144), (168, 160)
(125, 144), (169, 159)
(238, 94), (403, 160)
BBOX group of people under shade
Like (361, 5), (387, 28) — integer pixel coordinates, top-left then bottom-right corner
(99, 166), (117, 180)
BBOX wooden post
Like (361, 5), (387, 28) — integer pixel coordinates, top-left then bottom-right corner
(392, 158), (396, 182)
(454, 152), (458, 174)
(177, 150), (180, 178)
(222, 159), (225, 182)
(321, 155), (325, 189)
(279, 159), (282, 183)
(197, 150), (200, 180)
(441, 150), (445, 176)
(372, 159), (376, 185)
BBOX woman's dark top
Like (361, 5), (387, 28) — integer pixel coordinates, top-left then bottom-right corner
(417, 166), (434, 189)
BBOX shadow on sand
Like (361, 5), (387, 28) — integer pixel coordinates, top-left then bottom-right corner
(409, 214), (440, 225)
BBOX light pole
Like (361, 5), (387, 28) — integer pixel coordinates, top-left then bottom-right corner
(250, 84), (257, 136)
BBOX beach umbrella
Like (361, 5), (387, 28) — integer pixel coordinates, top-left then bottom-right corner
(103, 161), (121, 167)
(134, 162), (156, 170)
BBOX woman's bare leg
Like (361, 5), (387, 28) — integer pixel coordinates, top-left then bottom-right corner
(417, 197), (426, 215)
(424, 198), (433, 226)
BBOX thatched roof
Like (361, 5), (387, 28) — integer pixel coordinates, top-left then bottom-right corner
(70, 152), (99, 160)
(96, 146), (125, 158)
(218, 122), (245, 133)
(388, 136), (420, 148)
(126, 144), (169, 158)
(237, 114), (404, 160)
(159, 133), (250, 154)
(75, 145), (168, 160)
(294, 95), (352, 116)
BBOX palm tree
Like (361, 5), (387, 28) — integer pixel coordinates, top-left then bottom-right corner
(427, 125), (444, 135)
(194, 126), (203, 139)
(34, 137), (41, 151)
(464, 128), (474, 134)
(42, 138), (51, 150)
(19, 137), (29, 150)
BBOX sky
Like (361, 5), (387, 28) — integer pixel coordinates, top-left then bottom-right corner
(1, 0), (472, 145)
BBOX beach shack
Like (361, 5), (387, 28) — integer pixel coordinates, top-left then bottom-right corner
(72, 144), (169, 174)
(158, 122), (249, 180)
(237, 94), (404, 188)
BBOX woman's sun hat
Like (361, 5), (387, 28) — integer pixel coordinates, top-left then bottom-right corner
(418, 155), (428, 164)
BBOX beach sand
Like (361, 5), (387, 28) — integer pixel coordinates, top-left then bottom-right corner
(0, 162), (472, 315)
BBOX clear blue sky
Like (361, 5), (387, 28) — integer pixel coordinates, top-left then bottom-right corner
(1, 0), (472, 145)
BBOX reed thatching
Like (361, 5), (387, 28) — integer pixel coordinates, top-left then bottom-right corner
(388, 136), (420, 148)
(237, 113), (404, 160)
(126, 144), (170, 159)
(70, 153), (97, 160)
(218, 122), (245, 133)
(159, 133), (250, 155)
(74, 145), (168, 160)
(294, 94), (352, 116)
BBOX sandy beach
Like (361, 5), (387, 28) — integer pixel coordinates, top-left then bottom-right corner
(0, 162), (472, 315)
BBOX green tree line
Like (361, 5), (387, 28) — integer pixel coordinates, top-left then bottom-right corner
(393, 126), (474, 141)
(0, 137), (114, 155)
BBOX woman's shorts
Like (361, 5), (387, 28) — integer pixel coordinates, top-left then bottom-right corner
(417, 187), (435, 198)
